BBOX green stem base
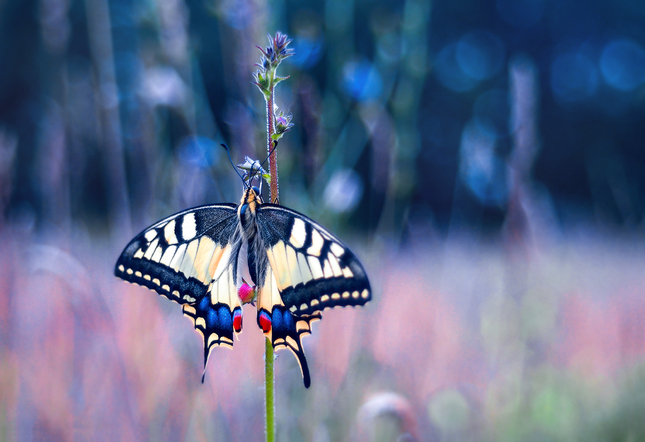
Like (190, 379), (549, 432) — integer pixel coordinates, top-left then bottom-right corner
(265, 337), (275, 442)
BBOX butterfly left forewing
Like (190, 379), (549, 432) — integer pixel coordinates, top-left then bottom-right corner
(256, 205), (372, 316)
(115, 204), (239, 302)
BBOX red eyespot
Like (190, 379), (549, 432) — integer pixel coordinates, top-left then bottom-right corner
(258, 310), (272, 333)
(233, 308), (243, 333)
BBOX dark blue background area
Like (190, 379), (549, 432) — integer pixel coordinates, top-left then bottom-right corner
(0, 0), (643, 235)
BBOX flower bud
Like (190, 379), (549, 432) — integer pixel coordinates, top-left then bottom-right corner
(252, 32), (295, 98)
(274, 110), (294, 136)
(238, 282), (256, 304)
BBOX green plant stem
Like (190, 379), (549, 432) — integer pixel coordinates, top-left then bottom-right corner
(264, 337), (275, 442)
(265, 72), (277, 442)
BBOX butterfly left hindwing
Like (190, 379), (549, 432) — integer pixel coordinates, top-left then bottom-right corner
(114, 204), (245, 368)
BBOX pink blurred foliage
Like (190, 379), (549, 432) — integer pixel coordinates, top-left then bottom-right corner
(112, 283), (268, 439)
(371, 263), (483, 400)
(13, 263), (76, 439)
(3, 231), (645, 439)
(0, 234), (274, 439)
(114, 285), (188, 428)
(559, 292), (623, 378)
(560, 285), (645, 379)
(312, 305), (358, 393)
(616, 285), (645, 360)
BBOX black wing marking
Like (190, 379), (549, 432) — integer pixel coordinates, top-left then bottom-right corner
(114, 204), (243, 378)
(258, 306), (321, 388)
(183, 299), (242, 381)
(256, 204), (371, 316)
(115, 204), (238, 302)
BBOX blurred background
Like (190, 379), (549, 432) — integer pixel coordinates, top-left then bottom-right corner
(1, 0), (645, 440)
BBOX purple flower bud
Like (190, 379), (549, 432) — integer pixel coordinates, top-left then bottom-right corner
(256, 32), (295, 71)
(274, 110), (294, 135)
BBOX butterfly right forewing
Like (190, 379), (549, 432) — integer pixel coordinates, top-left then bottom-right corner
(256, 204), (372, 316)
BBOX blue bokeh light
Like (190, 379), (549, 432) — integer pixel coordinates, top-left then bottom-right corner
(434, 43), (479, 92)
(456, 31), (505, 81)
(323, 169), (364, 213)
(550, 51), (599, 103)
(290, 37), (324, 68)
(341, 59), (383, 101)
(496, 0), (545, 28)
(460, 121), (508, 207)
(600, 39), (645, 91)
(178, 136), (217, 169)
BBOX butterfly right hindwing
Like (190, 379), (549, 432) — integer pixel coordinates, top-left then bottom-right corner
(249, 204), (371, 387)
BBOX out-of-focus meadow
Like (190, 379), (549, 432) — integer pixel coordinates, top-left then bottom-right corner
(2, 0), (645, 440)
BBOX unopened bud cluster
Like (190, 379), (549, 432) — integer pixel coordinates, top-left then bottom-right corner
(253, 32), (295, 142)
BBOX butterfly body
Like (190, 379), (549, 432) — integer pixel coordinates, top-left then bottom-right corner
(115, 186), (371, 387)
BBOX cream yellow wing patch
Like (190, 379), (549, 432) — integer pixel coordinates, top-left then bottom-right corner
(115, 204), (238, 305)
(256, 206), (372, 317)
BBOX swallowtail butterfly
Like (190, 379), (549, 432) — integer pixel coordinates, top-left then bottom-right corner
(114, 173), (371, 387)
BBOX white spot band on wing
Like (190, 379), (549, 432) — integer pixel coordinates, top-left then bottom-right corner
(182, 212), (197, 240)
(307, 229), (324, 256)
(289, 218), (307, 248)
(330, 242), (345, 257)
(144, 229), (157, 242)
(164, 219), (178, 244)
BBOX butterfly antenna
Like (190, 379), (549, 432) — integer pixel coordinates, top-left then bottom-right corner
(221, 143), (247, 187)
(255, 140), (279, 197)
(246, 140), (278, 193)
(249, 158), (259, 186)
(247, 141), (276, 188)
(259, 140), (279, 172)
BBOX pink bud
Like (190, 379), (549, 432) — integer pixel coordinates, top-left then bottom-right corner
(238, 283), (256, 304)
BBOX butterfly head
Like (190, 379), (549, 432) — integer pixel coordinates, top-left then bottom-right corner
(238, 185), (264, 228)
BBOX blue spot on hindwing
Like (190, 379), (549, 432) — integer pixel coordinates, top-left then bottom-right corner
(273, 308), (294, 333)
(197, 298), (233, 331)
(271, 306), (297, 336)
(217, 305), (233, 330)
(271, 309), (284, 329)
(206, 306), (219, 329)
